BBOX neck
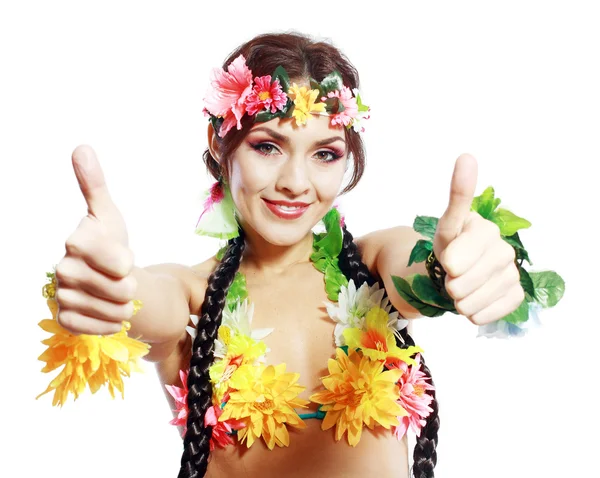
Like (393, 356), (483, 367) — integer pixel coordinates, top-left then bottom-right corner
(240, 223), (314, 275)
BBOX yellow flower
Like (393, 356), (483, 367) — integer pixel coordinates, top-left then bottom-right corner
(209, 333), (267, 403)
(309, 348), (407, 446)
(287, 83), (326, 125)
(219, 363), (309, 450)
(343, 307), (423, 365)
(37, 273), (149, 407)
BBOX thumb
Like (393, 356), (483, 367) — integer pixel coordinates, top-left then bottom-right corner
(434, 153), (478, 253)
(71, 144), (128, 244)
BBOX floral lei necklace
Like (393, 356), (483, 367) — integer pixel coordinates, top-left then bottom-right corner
(168, 208), (435, 451)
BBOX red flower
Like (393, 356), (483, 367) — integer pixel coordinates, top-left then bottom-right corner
(245, 75), (287, 115)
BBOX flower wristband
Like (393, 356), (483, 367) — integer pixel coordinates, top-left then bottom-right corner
(392, 186), (565, 338)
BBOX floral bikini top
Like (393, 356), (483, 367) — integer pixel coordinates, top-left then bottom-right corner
(166, 209), (435, 451)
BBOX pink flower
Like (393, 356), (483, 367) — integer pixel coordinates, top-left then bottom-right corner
(165, 368), (190, 436)
(204, 404), (246, 451)
(388, 354), (435, 439)
(322, 86), (358, 127)
(332, 202), (345, 228)
(245, 76), (287, 115)
(203, 54), (254, 137)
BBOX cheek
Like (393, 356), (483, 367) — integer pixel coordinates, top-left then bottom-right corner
(229, 155), (272, 201)
(311, 161), (347, 199)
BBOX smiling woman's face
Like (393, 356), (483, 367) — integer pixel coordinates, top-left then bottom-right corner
(219, 114), (348, 247)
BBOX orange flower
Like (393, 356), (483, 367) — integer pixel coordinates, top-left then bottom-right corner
(343, 307), (423, 365)
(310, 348), (407, 446)
(219, 363), (309, 449)
(37, 272), (149, 406)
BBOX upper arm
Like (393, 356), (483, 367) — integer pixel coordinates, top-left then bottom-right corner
(141, 257), (216, 362)
(355, 226), (429, 319)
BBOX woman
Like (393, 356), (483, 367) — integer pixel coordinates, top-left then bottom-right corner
(51, 32), (524, 477)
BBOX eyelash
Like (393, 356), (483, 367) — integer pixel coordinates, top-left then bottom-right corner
(249, 142), (343, 163)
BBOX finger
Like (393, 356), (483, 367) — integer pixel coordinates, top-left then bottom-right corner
(454, 263), (521, 321)
(55, 287), (135, 324)
(445, 240), (517, 299)
(439, 215), (501, 276)
(436, 154), (478, 247)
(54, 256), (137, 303)
(468, 283), (526, 326)
(71, 144), (119, 221)
(64, 218), (134, 278)
(56, 309), (125, 336)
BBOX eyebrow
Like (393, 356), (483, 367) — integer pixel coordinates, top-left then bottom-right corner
(249, 126), (346, 146)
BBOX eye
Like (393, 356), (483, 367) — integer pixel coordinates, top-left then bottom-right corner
(314, 150), (343, 163)
(251, 142), (280, 156)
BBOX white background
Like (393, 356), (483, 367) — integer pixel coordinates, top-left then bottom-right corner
(1, 1), (597, 477)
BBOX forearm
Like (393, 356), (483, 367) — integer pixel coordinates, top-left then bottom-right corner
(127, 264), (193, 347)
(359, 226), (428, 319)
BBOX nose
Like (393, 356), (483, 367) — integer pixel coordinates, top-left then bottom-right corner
(275, 155), (311, 197)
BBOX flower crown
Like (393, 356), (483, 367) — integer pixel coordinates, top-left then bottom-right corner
(203, 54), (371, 138)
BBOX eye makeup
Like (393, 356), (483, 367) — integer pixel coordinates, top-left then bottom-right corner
(247, 140), (345, 163)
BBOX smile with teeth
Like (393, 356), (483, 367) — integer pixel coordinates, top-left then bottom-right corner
(263, 199), (310, 219)
(278, 205), (302, 211)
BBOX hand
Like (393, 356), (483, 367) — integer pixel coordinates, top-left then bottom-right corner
(54, 145), (137, 335)
(432, 154), (524, 325)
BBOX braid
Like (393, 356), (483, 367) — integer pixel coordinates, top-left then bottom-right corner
(178, 232), (246, 478)
(338, 225), (439, 478)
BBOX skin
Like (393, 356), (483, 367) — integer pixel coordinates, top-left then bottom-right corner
(56, 100), (524, 478)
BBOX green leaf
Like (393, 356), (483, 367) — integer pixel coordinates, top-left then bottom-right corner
(489, 208), (532, 236)
(209, 115), (223, 134)
(309, 78), (324, 98)
(272, 65), (291, 93)
(314, 208), (343, 258)
(319, 71), (344, 95)
(413, 216), (438, 240)
(407, 239), (433, 266)
(216, 245), (227, 261)
(518, 266), (535, 302)
(410, 274), (456, 310)
(501, 298), (529, 324)
(355, 92), (370, 113)
(324, 96), (345, 114)
(529, 271), (566, 308)
(391, 275), (448, 317)
(324, 264), (348, 301)
(255, 110), (281, 122)
(226, 272), (248, 308)
(471, 186), (497, 219)
(310, 248), (329, 273)
(503, 232), (532, 266)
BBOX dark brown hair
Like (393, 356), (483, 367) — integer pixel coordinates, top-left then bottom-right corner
(180, 31), (439, 478)
(202, 31), (366, 194)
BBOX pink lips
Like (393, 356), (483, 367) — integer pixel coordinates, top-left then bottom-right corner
(262, 198), (310, 220)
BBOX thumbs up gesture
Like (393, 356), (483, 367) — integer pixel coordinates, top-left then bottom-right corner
(54, 145), (137, 335)
(432, 154), (524, 325)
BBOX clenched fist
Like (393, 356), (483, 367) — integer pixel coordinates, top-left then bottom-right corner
(432, 154), (524, 325)
(54, 145), (137, 335)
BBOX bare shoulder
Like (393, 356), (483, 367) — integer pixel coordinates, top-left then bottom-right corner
(140, 255), (218, 363)
(189, 255), (220, 313)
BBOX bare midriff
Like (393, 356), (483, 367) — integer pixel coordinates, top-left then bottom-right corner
(206, 420), (409, 478)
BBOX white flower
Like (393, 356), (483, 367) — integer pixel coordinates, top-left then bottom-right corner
(326, 279), (408, 346)
(476, 302), (543, 339)
(186, 299), (273, 358)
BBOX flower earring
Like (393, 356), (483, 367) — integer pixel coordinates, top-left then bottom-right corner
(195, 179), (240, 239)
